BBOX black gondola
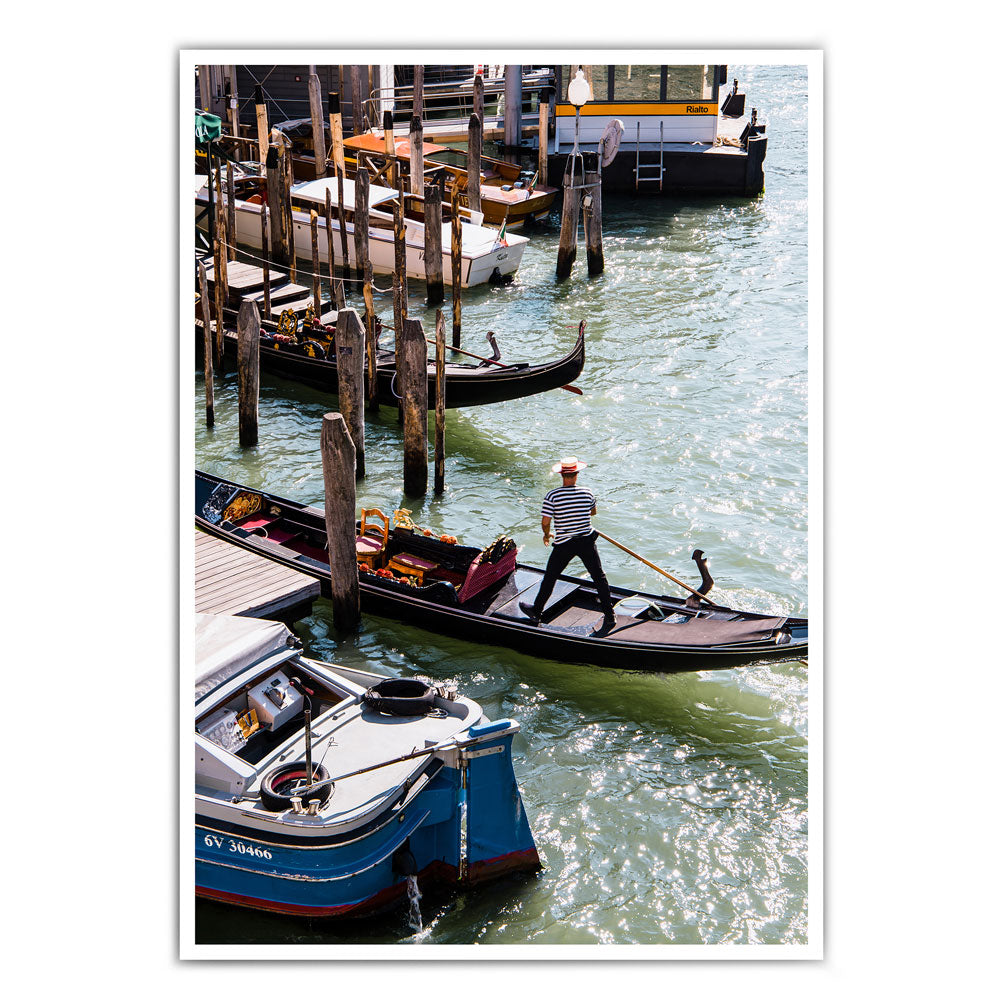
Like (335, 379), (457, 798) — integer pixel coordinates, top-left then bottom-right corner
(196, 315), (586, 409)
(195, 471), (808, 673)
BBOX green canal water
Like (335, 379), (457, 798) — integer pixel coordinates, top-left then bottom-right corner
(192, 63), (813, 948)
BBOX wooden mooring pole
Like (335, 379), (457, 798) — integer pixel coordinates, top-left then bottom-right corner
(265, 145), (284, 269)
(198, 260), (214, 427)
(325, 188), (345, 311)
(400, 317), (428, 497)
(409, 115), (424, 197)
(538, 87), (550, 186)
(225, 162), (237, 261)
(412, 65), (424, 120)
(320, 413), (360, 631)
(335, 308), (366, 478)
(254, 86), (268, 165)
(281, 143), (296, 283)
(583, 152), (604, 275)
(383, 110), (396, 188)
(213, 168), (227, 265)
(556, 153), (582, 280)
(424, 182), (444, 306)
(353, 166), (370, 292)
(473, 73), (484, 126)
(504, 65), (522, 150)
(310, 209), (322, 313)
(259, 203), (271, 320)
(450, 190), (462, 347)
(308, 69), (326, 178)
(212, 211), (227, 373)
(328, 92), (346, 177)
(336, 164), (350, 296)
(434, 309), (445, 494)
(349, 66), (364, 137)
(237, 300), (260, 448)
(467, 112), (482, 215)
(393, 174), (408, 373)
(362, 260), (378, 414)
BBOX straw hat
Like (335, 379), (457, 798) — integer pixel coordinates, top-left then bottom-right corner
(552, 456), (587, 475)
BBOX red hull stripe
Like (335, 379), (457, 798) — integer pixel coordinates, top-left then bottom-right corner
(196, 850), (540, 917)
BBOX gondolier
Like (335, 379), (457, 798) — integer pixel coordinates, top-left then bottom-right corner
(519, 457), (617, 637)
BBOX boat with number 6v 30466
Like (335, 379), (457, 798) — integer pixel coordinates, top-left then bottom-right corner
(195, 613), (540, 919)
(195, 471), (808, 673)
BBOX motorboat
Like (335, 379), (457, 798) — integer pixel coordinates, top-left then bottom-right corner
(194, 166), (527, 288)
(195, 612), (540, 918)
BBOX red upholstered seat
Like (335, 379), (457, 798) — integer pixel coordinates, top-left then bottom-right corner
(356, 508), (390, 568)
(240, 515), (275, 531)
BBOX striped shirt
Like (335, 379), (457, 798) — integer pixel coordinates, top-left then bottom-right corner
(542, 485), (596, 544)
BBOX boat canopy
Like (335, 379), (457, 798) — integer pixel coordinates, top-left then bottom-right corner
(292, 176), (397, 209)
(195, 613), (295, 702)
(343, 133), (449, 157)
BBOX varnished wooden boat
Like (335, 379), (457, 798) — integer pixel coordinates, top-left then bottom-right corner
(195, 470), (808, 673)
(341, 133), (558, 230)
(196, 315), (585, 409)
(275, 121), (557, 230)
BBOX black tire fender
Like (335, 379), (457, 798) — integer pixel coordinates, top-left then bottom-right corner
(259, 761), (332, 812)
(363, 678), (437, 717)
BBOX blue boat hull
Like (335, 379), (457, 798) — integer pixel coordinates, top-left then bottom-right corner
(195, 725), (540, 918)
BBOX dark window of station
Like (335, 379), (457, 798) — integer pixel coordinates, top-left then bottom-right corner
(609, 65), (662, 101)
(664, 65), (716, 101)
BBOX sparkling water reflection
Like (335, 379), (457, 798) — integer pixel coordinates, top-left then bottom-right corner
(193, 63), (811, 947)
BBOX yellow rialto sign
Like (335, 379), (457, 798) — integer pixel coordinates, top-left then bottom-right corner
(555, 102), (719, 117)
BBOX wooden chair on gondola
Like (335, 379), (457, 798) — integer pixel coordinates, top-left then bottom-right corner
(356, 508), (390, 569)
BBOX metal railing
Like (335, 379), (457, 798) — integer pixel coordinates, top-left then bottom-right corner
(363, 72), (554, 131)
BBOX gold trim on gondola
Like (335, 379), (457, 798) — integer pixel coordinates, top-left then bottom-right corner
(223, 491), (262, 523)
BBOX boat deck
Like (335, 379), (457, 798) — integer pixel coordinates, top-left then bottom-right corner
(198, 254), (340, 325)
(195, 529), (319, 622)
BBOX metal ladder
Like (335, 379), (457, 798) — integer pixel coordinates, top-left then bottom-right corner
(633, 121), (665, 191)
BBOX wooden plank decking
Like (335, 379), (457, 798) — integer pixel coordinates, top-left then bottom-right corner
(195, 530), (320, 622)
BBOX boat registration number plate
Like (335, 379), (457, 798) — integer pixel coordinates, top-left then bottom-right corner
(202, 833), (273, 860)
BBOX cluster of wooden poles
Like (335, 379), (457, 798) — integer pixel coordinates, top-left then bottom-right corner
(200, 68), (602, 518)
(199, 265), (450, 502)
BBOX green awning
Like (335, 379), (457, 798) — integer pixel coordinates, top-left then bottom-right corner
(195, 111), (222, 144)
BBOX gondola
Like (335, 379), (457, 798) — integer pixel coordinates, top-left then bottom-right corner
(195, 315), (586, 409)
(195, 471), (808, 673)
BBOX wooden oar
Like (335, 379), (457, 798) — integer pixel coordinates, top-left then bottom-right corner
(423, 337), (583, 394)
(595, 531), (722, 608)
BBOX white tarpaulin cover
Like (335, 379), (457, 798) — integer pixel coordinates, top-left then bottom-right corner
(195, 614), (293, 702)
(291, 176), (397, 209)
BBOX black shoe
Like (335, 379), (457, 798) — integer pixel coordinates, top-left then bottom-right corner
(518, 601), (541, 623)
(591, 616), (616, 638)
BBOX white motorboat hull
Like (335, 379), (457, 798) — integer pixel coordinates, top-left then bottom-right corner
(196, 193), (526, 288)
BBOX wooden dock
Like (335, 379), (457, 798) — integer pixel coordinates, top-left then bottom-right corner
(198, 255), (340, 325)
(195, 529), (320, 622)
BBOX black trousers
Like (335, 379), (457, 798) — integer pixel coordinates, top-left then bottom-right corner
(533, 531), (615, 619)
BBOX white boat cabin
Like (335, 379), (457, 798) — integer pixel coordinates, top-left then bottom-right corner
(552, 63), (729, 151)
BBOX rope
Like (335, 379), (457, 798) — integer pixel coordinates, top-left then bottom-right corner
(211, 236), (395, 293)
